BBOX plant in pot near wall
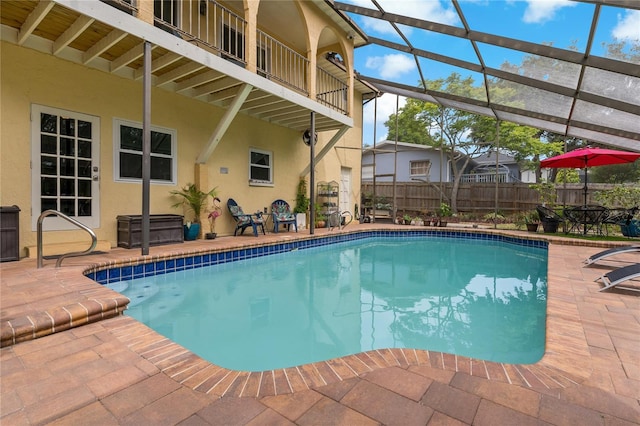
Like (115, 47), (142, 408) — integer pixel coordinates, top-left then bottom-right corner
(206, 197), (222, 239)
(170, 183), (218, 241)
(314, 203), (326, 228)
(293, 178), (310, 229)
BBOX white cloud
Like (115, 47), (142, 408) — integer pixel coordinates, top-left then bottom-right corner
(522, 0), (575, 24)
(612, 10), (640, 41)
(365, 54), (415, 79)
(347, 0), (458, 36)
(363, 94), (407, 143)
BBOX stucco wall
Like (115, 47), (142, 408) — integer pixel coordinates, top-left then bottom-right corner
(1, 42), (362, 257)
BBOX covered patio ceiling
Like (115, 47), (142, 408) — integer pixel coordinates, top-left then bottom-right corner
(333, 0), (640, 152)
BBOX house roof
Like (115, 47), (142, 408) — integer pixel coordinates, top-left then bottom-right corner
(362, 140), (442, 154)
(472, 152), (518, 166)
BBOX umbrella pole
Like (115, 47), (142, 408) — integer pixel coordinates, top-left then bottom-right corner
(583, 166), (588, 235)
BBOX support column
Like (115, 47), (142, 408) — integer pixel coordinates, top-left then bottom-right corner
(141, 41), (152, 255)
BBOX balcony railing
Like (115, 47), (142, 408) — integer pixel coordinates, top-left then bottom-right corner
(257, 30), (309, 95)
(154, 0), (247, 66)
(102, 0), (348, 115)
(316, 67), (348, 115)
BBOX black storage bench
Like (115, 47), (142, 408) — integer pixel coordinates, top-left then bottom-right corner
(117, 214), (184, 249)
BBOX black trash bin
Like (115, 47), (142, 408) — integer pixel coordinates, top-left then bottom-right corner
(0, 205), (20, 262)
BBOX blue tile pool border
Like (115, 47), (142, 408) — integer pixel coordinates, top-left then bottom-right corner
(86, 230), (548, 285)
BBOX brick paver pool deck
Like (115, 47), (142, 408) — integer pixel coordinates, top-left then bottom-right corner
(1, 224), (639, 425)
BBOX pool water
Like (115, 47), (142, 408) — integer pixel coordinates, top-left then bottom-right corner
(114, 236), (547, 371)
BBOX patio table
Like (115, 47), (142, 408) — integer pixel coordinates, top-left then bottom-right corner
(563, 205), (607, 235)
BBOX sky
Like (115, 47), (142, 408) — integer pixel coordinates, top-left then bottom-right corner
(341, 0), (640, 146)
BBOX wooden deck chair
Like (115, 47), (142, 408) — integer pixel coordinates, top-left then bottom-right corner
(271, 199), (297, 233)
(227, 198), (265, 237)
(596, 263), (640, 292)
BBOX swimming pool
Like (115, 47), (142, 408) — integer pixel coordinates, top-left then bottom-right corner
(98, 232), (548, 372)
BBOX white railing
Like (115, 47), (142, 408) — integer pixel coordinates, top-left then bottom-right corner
(154, 0), (247, 66)
(103, 0), (350, 116)
(257, 30), (309, 95)
(460, 172), (517, 183)
(316, 67), (348, 114)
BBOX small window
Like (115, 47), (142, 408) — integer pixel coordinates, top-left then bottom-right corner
(410, 160), (431, 177)
(114, 119), (176, 184)
(249, 148), (273, 186)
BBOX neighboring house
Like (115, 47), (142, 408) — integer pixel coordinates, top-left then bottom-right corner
(0, 0), (373, 258)
(460, 152), (521, 183)
(363, 142), (526, 184)
(362, 141), (451, 183)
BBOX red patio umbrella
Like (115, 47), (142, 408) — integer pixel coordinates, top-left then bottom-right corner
(540, 147), (640, 207)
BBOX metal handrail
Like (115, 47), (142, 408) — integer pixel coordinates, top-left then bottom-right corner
(37, 210), (98, 268)
(328, 210), (353, 231)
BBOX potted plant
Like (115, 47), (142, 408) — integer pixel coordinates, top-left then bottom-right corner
(437, 202), (451, 227)
(294, 178), (310, 229)
(402, 213), (412, 225)
(525, 210), (540, 232)
(206, 197), (222, 239)
(170, 183), (218, 241)
(314, 203), (326, 228)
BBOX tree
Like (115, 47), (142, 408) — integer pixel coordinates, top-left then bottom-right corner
(590, 162), (640, 183)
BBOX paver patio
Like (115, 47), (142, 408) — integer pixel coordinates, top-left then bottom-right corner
(1, 224), (639, 425)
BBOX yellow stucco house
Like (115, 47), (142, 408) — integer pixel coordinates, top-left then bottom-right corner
(1, 0), (374, 258)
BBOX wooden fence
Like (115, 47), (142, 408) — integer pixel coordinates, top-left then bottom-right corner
(361, 182), (618, 216)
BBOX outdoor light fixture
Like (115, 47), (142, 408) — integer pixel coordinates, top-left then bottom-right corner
(302, 129), (317, 146)
(200, 0), (207, 16)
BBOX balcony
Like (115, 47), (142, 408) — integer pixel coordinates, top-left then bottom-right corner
(152, 0), (346, 113)
(0, 0), (354, 132)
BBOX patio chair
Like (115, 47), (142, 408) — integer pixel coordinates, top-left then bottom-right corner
(227, 198), (265, 237)
(584, 245), (640, 266)
(536, 205), (564, 233)
(271, 199), (297, 233)
(596, 263), (640, 292)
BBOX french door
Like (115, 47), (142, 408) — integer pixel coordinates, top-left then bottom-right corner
(31, 105), (100, 230)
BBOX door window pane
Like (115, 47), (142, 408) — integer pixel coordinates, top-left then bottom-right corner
(78, 140), (92, 158)
(60, 199), (75, 216)
(41, 135), (57, 154)
(41, 156), (57, 175)
(78, 120), (92, 139)
(60, 158), (75, 176)
(78, 200), (92, 216)
(78, 180), (92, 197)
(59, 117), (75, 136)
(41, 177), (57, 196)
(41, 113), (57, 133)
(41, 198), (57, 212)
(78, 159), (91, 178)
(60, 179), (75, 196)
(60, 137), (75, 156)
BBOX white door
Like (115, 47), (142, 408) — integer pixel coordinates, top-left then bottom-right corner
(31, 105), (100, 230)
(340, 167), (351, 213)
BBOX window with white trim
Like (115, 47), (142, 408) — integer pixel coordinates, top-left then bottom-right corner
(113, 119), (176, 184)
(249, 148), (272, 185)
(410, 160), (431, 178)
